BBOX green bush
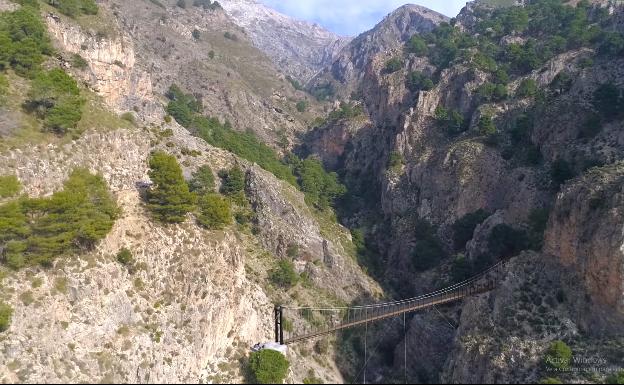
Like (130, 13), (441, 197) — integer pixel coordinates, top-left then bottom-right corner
(165, 84), (202, 127)
(146, 151), (196, 224)
(327, 101), (362, 121)
(0, 175), (21, 198)
(120, 112), (136, 125)
(26, 68), (85, 134)
(478, 114), (497, 136)
(544, 340), (572, 370)
(248, 349), (289, 384)
(406, 71), (434, 92)
(269, 260), (299, 288)
(0, 169), (118, 269)
(70, 53), (88, 70)
(435, 106), (465, 136)
(551, 158), (575, 188)
(49, 0), (99, 18)
(387, 151), (404, 170)
(219, 165), (246, 203)
(192, 29), (200, 40)
(488, 224), (529, 258)
(0, 301), (12, 332)
(605, 371), (624, 385)
(197, 193), (232, 229)
(189, 165), (216, 196)
(116, 248), (133, 265)
(406, 35), (428, 56)
(286, 243), (300, 259)
(516, 78), (539, 98)
(593, 82), (623, 122)
(0, 7), (53, 77)
(224, 31), (238, 41)
(539, 378), (562, 384)
(384, 57), (403, 74)
(287, 75), (304, 91)
(477, 82), (508, 102)
(412, 220), (446, 272)
(290, 157), (346, 211)
(452, 209), (490, 251)
(0, 73), (8, 102)
(296, 100), (307, 112)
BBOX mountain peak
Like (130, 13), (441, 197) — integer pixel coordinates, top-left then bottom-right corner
(218, 0), (350, 81)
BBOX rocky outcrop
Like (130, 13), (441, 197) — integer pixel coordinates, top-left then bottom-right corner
(544, 163), (624, 335)
(310, 4), (447, 100)
(219, 0), (350, 82)
(45, 13), (160, 122)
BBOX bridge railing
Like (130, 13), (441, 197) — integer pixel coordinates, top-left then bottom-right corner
(277, 259), (507, 344)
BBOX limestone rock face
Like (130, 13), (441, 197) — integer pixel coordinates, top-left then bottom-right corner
(45, 14), (160, 122)
(545, 163), (624, 334)
(219, 0), (350, 82)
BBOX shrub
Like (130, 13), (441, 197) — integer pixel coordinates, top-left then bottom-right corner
(189, 165), (215, 196)
(540, 378), (562, 384)
(146, 151), (196, 223)
(296, 100), (307, 112)
(412, 220), (446, 272)
(528, 207), (549, 250)
(165, 84), (202, 127)
(477, 82), (508, 102)
(478, 114), (497, 136)
(0, 175), (21, 198)
(488, 224), (529, 258)
(0, 169), (118, 269)
(286, 243), (300, 259)
(116, 248), (133, 265)
(578, 114), (602, 139)
(0, 73), (7, 102)
(406, 35), (428, 56)
(0, 7), (53, 77)
(197, 193), (232, 229)
(176, 0), (187, 8)
(224, 31), (238, 41)
(452, 209), (490, 251)
(551, 158), (575, 188)
(544, 340), (572, 370)
(286, 75), (304, 91)
(26, 68), (85, 134)
(516, 78), (539, 98)
(219, 165), (246, 203)
(50, 0), (99, 18)
(406, 71), (434, 93)
(550, 71), (573, 95)
(192, 29), (200, 40)
(70, 53), (88, 70)
(269, 260), (299, 288)
(593, 82), (623, 121)
(605, 371), (624, 385)
(0, 302), (12, 332)
(120, 112), (136, 125)
(248, 349), (289, 384)
(384, 57), (403, 74)
(435, 106), (465, 136)
(291, 158), (346, 211)
(387, 151), (404, 170)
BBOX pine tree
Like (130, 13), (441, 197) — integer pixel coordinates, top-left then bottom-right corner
(147, 152), (196, 223)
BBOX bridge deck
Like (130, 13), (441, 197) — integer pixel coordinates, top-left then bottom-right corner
(283, 284), (494, 344)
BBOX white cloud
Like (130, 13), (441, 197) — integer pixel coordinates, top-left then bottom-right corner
(259, 0), (468, 36)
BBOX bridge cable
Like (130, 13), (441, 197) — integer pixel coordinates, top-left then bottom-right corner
(403, 312), (407, 384)
(353, 319), (394, 385)
(432, 305), (457, 330)
(364, 320), (367, 385)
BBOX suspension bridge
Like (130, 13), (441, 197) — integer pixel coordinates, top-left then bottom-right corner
(273, 259), (508, 345)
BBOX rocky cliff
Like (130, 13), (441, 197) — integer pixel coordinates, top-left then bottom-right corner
(302, 0), (624, 383)
(219, 0), (350, 82)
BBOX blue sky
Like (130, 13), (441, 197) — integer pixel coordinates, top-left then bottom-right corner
(259, 1), (468, 36)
